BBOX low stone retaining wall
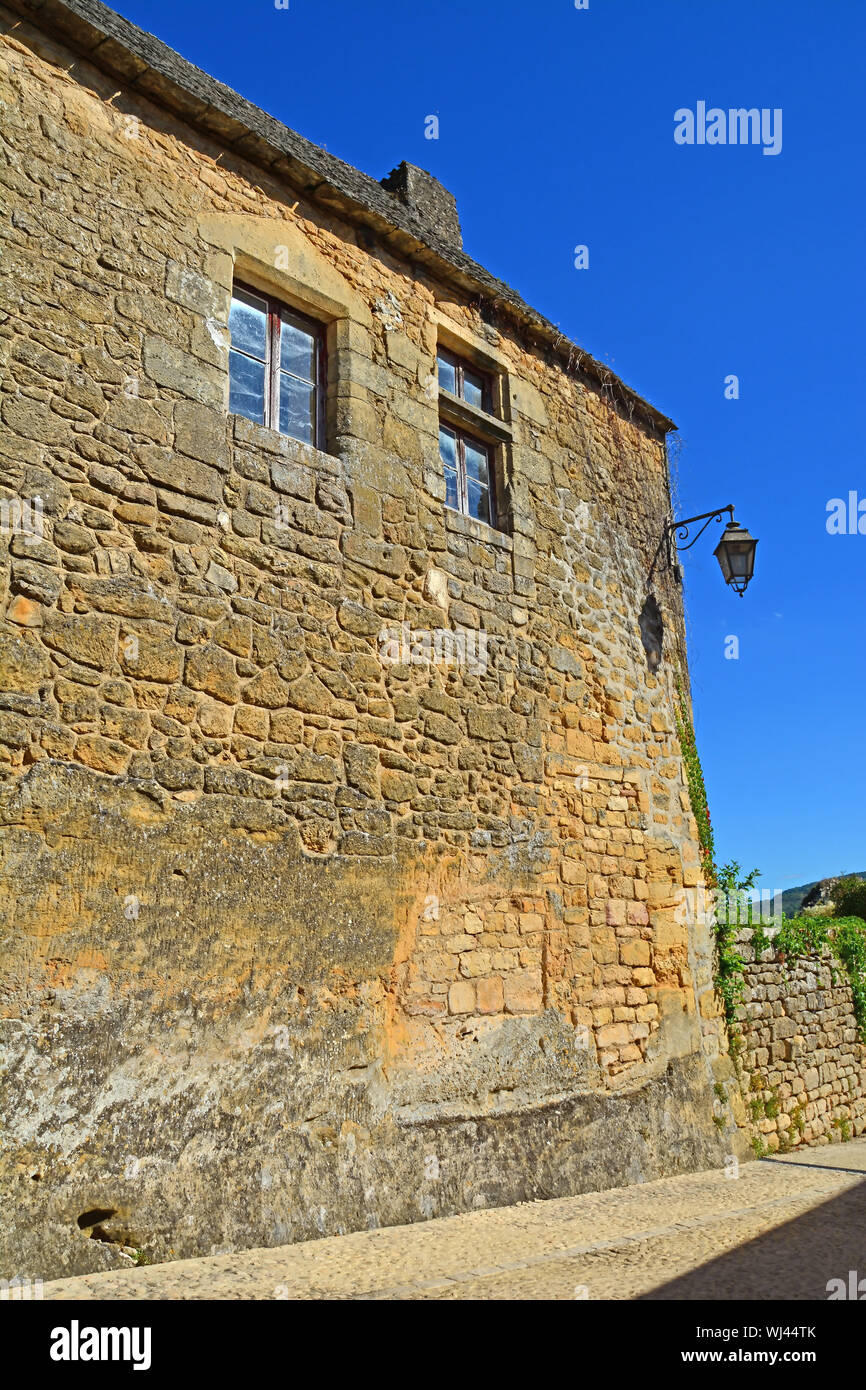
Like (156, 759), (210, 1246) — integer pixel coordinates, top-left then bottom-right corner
(735, 931), (866, 1151)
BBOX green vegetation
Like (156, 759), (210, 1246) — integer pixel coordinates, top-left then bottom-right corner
(833, 919), (866, 1033)
(674, 672), (866, 1040)
(713, 860), (761, 1024)
(834, 876), (866, 923)
(748, 1086), (781, 1123)
(674, 677), (716, 886)
(768, 914), (866, 1039)
(778, 872), (866, 918)
(750, 916), (774, 960)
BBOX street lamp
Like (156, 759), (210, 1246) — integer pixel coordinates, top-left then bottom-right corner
(649, 504), (758, 597)
(713, 518), (758, 596)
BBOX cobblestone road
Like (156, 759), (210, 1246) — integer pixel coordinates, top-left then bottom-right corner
(43, 1139), (866, 1301)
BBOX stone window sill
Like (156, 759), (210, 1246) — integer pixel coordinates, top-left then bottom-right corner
(444, 505), (513, 551)
(230, 412), (336, 468)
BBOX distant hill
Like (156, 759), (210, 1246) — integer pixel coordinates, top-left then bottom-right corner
(780, 873), (866, 918)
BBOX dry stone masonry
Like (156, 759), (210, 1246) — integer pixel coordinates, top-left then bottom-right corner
(0, 0), (744, 1279)
(737, 933), (866, 1151)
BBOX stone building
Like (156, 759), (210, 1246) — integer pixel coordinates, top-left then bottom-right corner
(0, 0), (743, 1279)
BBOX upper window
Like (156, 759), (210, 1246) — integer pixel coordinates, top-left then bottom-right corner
(229, 283), (324, 446)
(436, 348), (490, 412)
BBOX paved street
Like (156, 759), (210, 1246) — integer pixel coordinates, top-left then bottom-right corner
(43, 1139), (866, 1301)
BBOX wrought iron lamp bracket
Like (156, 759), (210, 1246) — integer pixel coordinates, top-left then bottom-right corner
(669, 504), (735, 551)
(648, 504), (735, 589)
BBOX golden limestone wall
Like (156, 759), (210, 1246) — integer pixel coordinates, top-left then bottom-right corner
(0, 6), (742, 1279)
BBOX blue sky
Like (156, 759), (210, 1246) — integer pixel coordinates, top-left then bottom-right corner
(116, 0), (865, 892)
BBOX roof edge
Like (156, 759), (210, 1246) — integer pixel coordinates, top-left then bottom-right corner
(3, 0), (677, 435)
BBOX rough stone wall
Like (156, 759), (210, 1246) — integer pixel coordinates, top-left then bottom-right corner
(0, 6), (741, 1280)
(736, 933), (866, 1151)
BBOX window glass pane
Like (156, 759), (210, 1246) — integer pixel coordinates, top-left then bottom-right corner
(229, 291), (267, 360)
(280, 313), (317, 382)
(463, 367), (485, 409)
(438, 426), (457, 469)
(467, 478), (491, 525)
(278, 372), (315, 443)
(464, 439), (489, 488)
(439, 427), (459, 510)
(229, 349), (265, 424)
(437, 353), (457, 395)
(443, 466), (460, 511)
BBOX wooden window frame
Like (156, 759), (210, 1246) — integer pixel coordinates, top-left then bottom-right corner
(436, 346), (493, 414)
(230, 280), (326, 447)
(437, 345), (510, 530)
(439, 423), (497, 528)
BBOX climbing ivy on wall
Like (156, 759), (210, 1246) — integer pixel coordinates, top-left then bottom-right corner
(673, 676), (717, 887)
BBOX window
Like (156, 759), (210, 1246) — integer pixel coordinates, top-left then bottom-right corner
(439, 424), (493, 525)
(436, 348), (501, 527)
(436, 348), (490, 412)
(229, 283), (324, 446)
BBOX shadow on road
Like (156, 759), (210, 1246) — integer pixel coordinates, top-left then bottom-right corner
(639, 1176), (866, 1300)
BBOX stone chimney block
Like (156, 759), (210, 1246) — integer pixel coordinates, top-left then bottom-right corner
(380, 162), (463, 249)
